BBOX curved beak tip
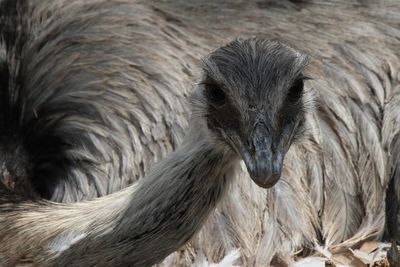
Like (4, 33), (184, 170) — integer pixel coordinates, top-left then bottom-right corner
(235, 122), (285, 189)
(249, 172), (281, 188)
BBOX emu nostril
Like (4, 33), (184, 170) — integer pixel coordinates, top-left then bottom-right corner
(246, 138), (255, 154)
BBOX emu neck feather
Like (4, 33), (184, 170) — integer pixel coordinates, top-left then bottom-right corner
(1, 124), (237, 267)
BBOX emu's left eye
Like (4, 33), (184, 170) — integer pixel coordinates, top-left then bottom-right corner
(287, 79), (304, 103)
(205, 84), (226, 106)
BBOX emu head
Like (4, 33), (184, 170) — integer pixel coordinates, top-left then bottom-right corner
(193, 38), (309, 188)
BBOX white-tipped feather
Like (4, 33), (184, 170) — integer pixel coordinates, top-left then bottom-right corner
(193, 250), (241, 267)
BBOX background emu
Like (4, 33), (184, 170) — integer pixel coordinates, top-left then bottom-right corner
(1, 0), (400, 266)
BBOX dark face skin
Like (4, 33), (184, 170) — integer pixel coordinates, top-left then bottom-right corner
(200, 38), (308, 188)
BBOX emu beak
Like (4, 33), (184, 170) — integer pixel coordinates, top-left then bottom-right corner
(239, 124), (284, 188)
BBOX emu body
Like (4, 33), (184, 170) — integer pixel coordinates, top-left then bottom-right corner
(0, 124), (237, 266)
(1, 0), (400, 266)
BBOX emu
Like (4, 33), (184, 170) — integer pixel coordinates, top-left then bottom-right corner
(1, 0), (400, 266)
(0, 37), (308, 266)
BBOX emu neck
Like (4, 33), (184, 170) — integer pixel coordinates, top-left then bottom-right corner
(52, 122), (238, 266)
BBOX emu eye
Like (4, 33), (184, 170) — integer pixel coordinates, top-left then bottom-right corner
(287, 79), (304, 103)
(205, 84), (226, 106)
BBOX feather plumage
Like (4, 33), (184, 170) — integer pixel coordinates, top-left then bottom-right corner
(1, 0), (400, 265)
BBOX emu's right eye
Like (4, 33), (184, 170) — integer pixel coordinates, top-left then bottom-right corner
(205, 84), (226, 106)
(287, 79), (304, 103)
